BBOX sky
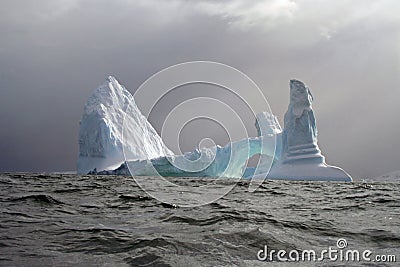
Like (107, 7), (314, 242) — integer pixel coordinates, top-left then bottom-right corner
(0, 0), (399, 179)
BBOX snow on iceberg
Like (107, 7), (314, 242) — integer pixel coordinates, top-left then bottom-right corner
(77, 76), (172, 174)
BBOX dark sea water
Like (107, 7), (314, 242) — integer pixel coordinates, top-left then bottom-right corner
(0, 173), (399, 266)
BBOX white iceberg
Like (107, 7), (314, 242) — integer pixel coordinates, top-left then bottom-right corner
(255, 79), (352, 181)
(78, 77), (352, 182)
(77, 76), (172, 174)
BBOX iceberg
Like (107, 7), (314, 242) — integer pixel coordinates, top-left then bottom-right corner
(77, 76), (172, 175)
(255, 79), (352, 181)
(242, 112), (283, 178)
(120, 136), (272, 178)
(78, 76), (352, 182)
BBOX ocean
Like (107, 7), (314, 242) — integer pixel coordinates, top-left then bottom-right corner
(0, 173), (399, 266)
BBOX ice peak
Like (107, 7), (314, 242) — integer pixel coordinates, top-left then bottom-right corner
(288, 79), (314, 119)
(255, 112), (282, 136)
(77, 77), (173, 174)
(289, 79), (308, 97)
(106, 75), (117, 83)
(105, 76), (122, 91)
(289, 79), (305, 88)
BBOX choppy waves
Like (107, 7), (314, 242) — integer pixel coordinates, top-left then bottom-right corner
(0, 173), (399, 266)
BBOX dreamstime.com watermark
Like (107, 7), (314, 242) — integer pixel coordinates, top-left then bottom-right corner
(257, 238), (397, 263)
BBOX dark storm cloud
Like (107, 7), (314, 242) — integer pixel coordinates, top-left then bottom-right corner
(0, 0), (399, 179)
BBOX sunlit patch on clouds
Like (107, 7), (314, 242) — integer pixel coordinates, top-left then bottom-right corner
(318, 24), (338, 40)
(196, 0), (298, 30)
(122, 0), (298, 30)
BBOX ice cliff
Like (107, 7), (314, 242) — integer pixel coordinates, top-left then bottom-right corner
(77, 76), (172, 174)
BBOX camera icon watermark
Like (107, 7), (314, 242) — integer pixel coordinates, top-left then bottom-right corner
(257, 238), (397, 263)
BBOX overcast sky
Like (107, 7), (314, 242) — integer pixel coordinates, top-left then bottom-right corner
(0, 0), (399, 179)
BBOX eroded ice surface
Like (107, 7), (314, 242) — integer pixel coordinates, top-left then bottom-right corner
(254, 79), (352, 181)
(77, 76), (172, 174)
